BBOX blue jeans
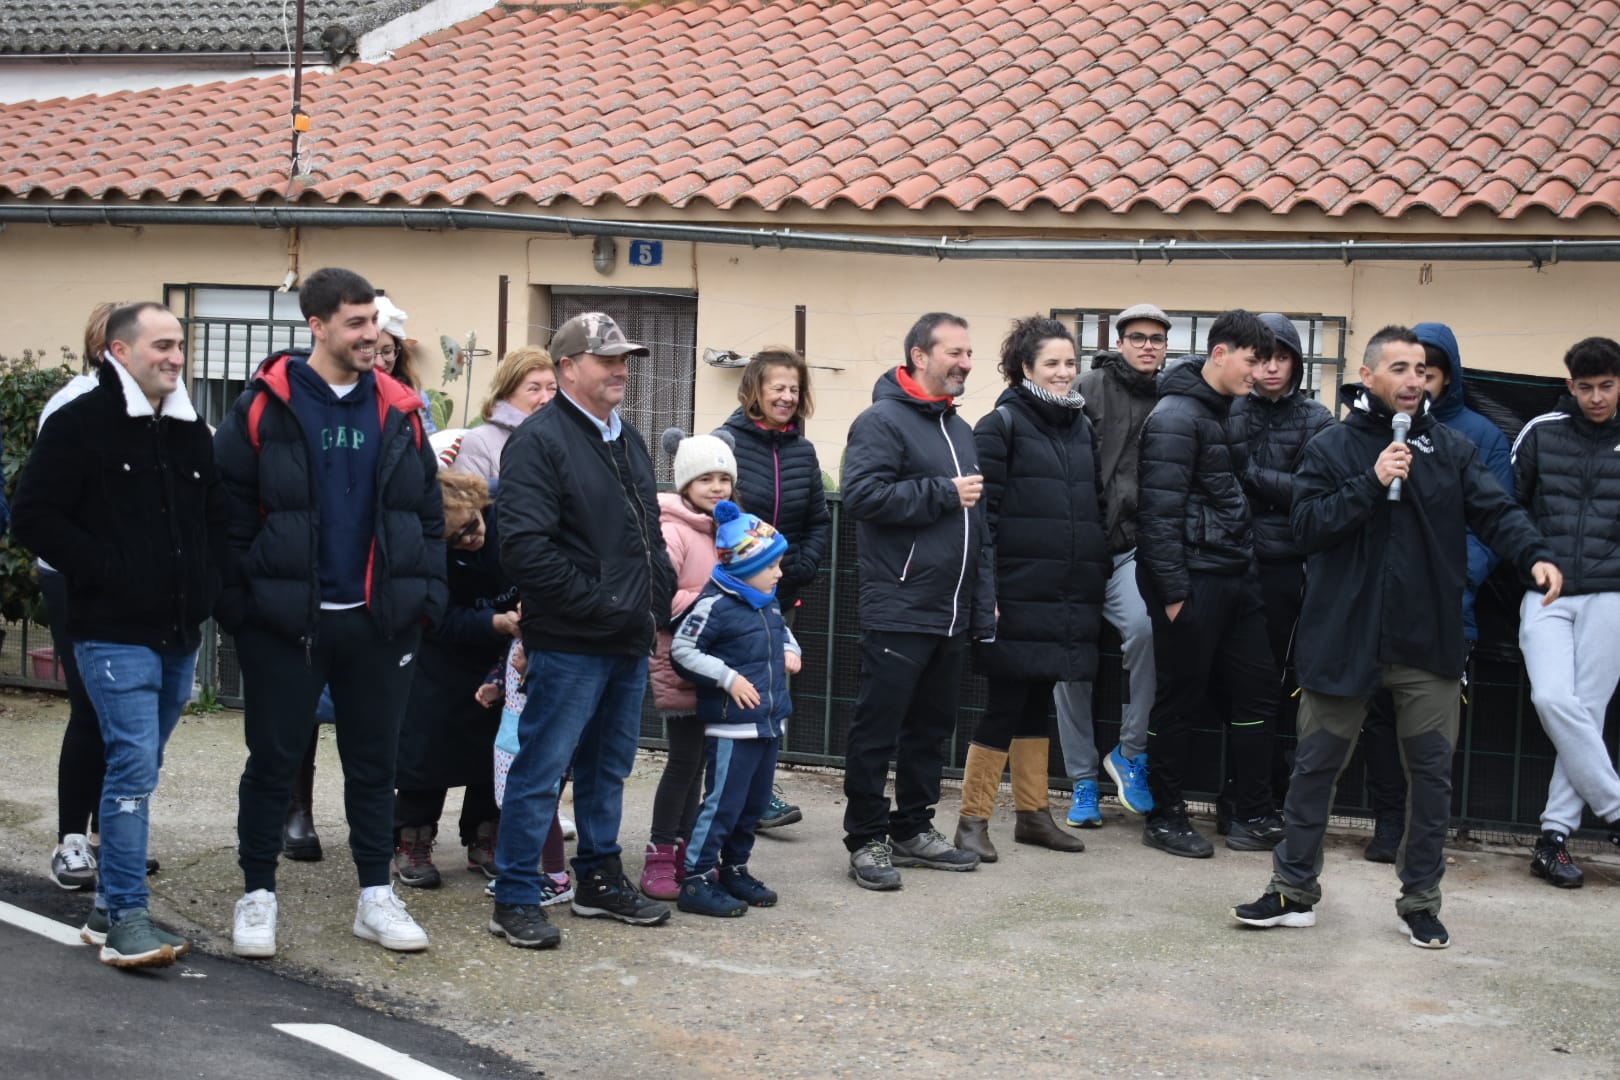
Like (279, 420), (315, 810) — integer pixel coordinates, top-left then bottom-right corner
(74, 641), (196, 921)
(492, 651), (646, 905)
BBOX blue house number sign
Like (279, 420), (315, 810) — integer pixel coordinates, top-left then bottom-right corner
(629, 240), (663, 267)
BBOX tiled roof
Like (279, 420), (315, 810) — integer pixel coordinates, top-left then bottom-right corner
(3, 0), (1620, 219)
(0, 0), (431, 55)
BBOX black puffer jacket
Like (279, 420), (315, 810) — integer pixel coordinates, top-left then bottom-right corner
(1293, 387), (1553, 696)
(1077, 351), (1159, 553)
(1228, 382), (1335, 564)
(1512, 397), (1620, 596)
(721, 408), (831, 608)
(1136, 358), (1254, 606)
(499, 394), (675, 657)
(972, 386), (1109, 681)
(214, 353), (447, 643)
(841, 367), (995, 638)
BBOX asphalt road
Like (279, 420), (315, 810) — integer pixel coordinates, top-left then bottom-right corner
(0, 866), (540, 1080)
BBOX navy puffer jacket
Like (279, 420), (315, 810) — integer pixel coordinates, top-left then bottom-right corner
(971, 385), (1109, 681)
(1136, 358), (1254, 606)
(721, 408), (831, 608)
(1512, 397), (1620, 596)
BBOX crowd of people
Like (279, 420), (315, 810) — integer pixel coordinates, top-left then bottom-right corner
(14, 268), (1620, 971)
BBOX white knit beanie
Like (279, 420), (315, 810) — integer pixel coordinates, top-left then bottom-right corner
(662, 428), (737, 493)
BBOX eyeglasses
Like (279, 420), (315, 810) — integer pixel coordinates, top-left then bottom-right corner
(451, 514), (483, 546)
(1123, 333), (1168, 348)
(376, 343), (398, 360)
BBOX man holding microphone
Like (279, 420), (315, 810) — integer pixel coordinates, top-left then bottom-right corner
(839, 312), (996, 890)
(1233, 325), (1560, 949)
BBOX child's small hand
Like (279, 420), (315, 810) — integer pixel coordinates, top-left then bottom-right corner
(784, 650), (802, 675)
(474, 681), (501, 708)
(729, 675), (761, 710)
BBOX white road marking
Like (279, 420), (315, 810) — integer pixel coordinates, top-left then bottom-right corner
(0, 899), (87, 947)
(273, 1024), (465, 1080)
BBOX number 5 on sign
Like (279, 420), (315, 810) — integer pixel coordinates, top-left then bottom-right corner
(628, 240), (663, 267)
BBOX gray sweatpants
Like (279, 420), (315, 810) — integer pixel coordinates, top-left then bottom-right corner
(1054, 549), (1155, 781)
(1270, 665), (1458, 917)
(1520, 591), (1620, 834)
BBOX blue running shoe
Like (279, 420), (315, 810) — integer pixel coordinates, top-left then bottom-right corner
(1104, 745), (1154, 815)
(1067, 779), (1102, 828)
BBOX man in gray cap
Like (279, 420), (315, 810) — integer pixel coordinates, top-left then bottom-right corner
(490, 311), (677, 949)
(1053, 303), (1170, 830)
(1219, 314), (1334, 840)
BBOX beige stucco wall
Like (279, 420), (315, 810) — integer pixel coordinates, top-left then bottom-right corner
(2, 221), (1612, 478)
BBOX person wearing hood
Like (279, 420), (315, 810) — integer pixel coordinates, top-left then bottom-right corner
(1358, 321), (1516, 864)
(1511, 336), (1620, 888)
(1135, 310), (1280, 859)
(953, 316), (1104, 862)
(839, 312), (996, 890)
(1052, 303), (1166, 830)
(1218, 314), (1334, 830)
(215, 268), (448, 961)
(1233, 325), (1560, 950)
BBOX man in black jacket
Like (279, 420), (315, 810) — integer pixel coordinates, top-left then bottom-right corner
(1136, 310), (1279, 858)
(14, 302), (223, 969)
(840, 312), (996, 890)
(489, 312), (676, 948)
(1218, 314), (1334, 827)
(1234, 325), (1561, 949)
(216, 268), (447, 960)
(1512, 336), (1620, 888)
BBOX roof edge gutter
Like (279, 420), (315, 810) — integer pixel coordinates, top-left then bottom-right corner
(0, 204), (1614, 263)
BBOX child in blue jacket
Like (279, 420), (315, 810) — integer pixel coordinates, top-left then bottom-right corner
(670, 500), (802, 917)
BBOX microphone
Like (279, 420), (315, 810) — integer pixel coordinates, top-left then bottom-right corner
(1388, 411), (1412, 502)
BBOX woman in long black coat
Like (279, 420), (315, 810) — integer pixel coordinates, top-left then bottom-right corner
(392, 470), (521, 887)
(954, 316), (1110, 861)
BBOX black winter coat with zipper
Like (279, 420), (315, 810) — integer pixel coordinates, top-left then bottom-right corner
(721, 407), (831, 609)
(1228, 384), (1335, 564)
(1511, 397), (1620, 596)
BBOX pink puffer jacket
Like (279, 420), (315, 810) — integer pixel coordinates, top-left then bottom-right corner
(650, 492), (719, 713)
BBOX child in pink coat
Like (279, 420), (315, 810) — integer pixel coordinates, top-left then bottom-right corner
(640, 428), (739, 899)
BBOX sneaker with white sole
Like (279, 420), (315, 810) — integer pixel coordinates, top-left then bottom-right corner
(50, 833), (96, 890)
(1399, 910), (1450, 950)
(889, 827), (980, 871)
(82, 906), (189, 956)
(1232, 891), (1316, 928)
(232, 889), (278, 958)
(100, 909), (176, 969)
(354, 888), (430, 952)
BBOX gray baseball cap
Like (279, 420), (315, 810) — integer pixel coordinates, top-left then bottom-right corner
(550, 312), (649, 359)
(1115, 303), (1172, 336)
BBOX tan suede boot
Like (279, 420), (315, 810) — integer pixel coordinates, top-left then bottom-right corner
(954, 743), (1008, 863)
(1011, 738), (1085, 852)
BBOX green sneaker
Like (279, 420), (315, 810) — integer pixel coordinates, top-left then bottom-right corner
(81, 907), (190, 956)
(96, 909), (186, 967)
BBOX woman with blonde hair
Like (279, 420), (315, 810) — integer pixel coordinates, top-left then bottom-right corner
(451, 346), (557, 482)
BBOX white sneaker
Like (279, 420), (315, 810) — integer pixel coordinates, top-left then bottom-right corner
(353, 887), (429, 952)
(232, 889), (278, 958)
(50, 833), (96, 890)
(558, 812), (577, 841)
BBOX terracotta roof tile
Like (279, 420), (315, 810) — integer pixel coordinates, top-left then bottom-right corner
(4, 0), (1620, 220)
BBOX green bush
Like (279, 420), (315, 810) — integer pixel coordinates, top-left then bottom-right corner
(0, 348), (77, 623)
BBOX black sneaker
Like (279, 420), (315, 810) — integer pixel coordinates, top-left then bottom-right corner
(572, 860), (672, 925)
(1400, 910), (1450, 949)
(848, 839), (902, 891)
(1232, 891), (1316, 928)
(718, 864), (778, 907)
(1225, 814), (1285, 852)
(1363, 814), (1402, 863)
(1142, 804), (1214, 859)
(1530, 831), (1584, 889)
(489, 903), (561, 949)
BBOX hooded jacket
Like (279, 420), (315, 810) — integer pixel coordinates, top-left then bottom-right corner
(1136, 357), (1254, 606)
(451, 398), (528, 481)
(1415, 322), (1515, 640)
(13, 359), (224, 653)
(1511, 397), (1620, 596)
(971, 384), (1109, 681)
(670, 573), (801, 739)
(1291, 386), (1552, 696)
(721, 407), (831, 608)
(1077, 351), (1159, 553)
(841, 367), (995, 638)
(213, 351), (447, 643)
(1228, 348), (1335, 564)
